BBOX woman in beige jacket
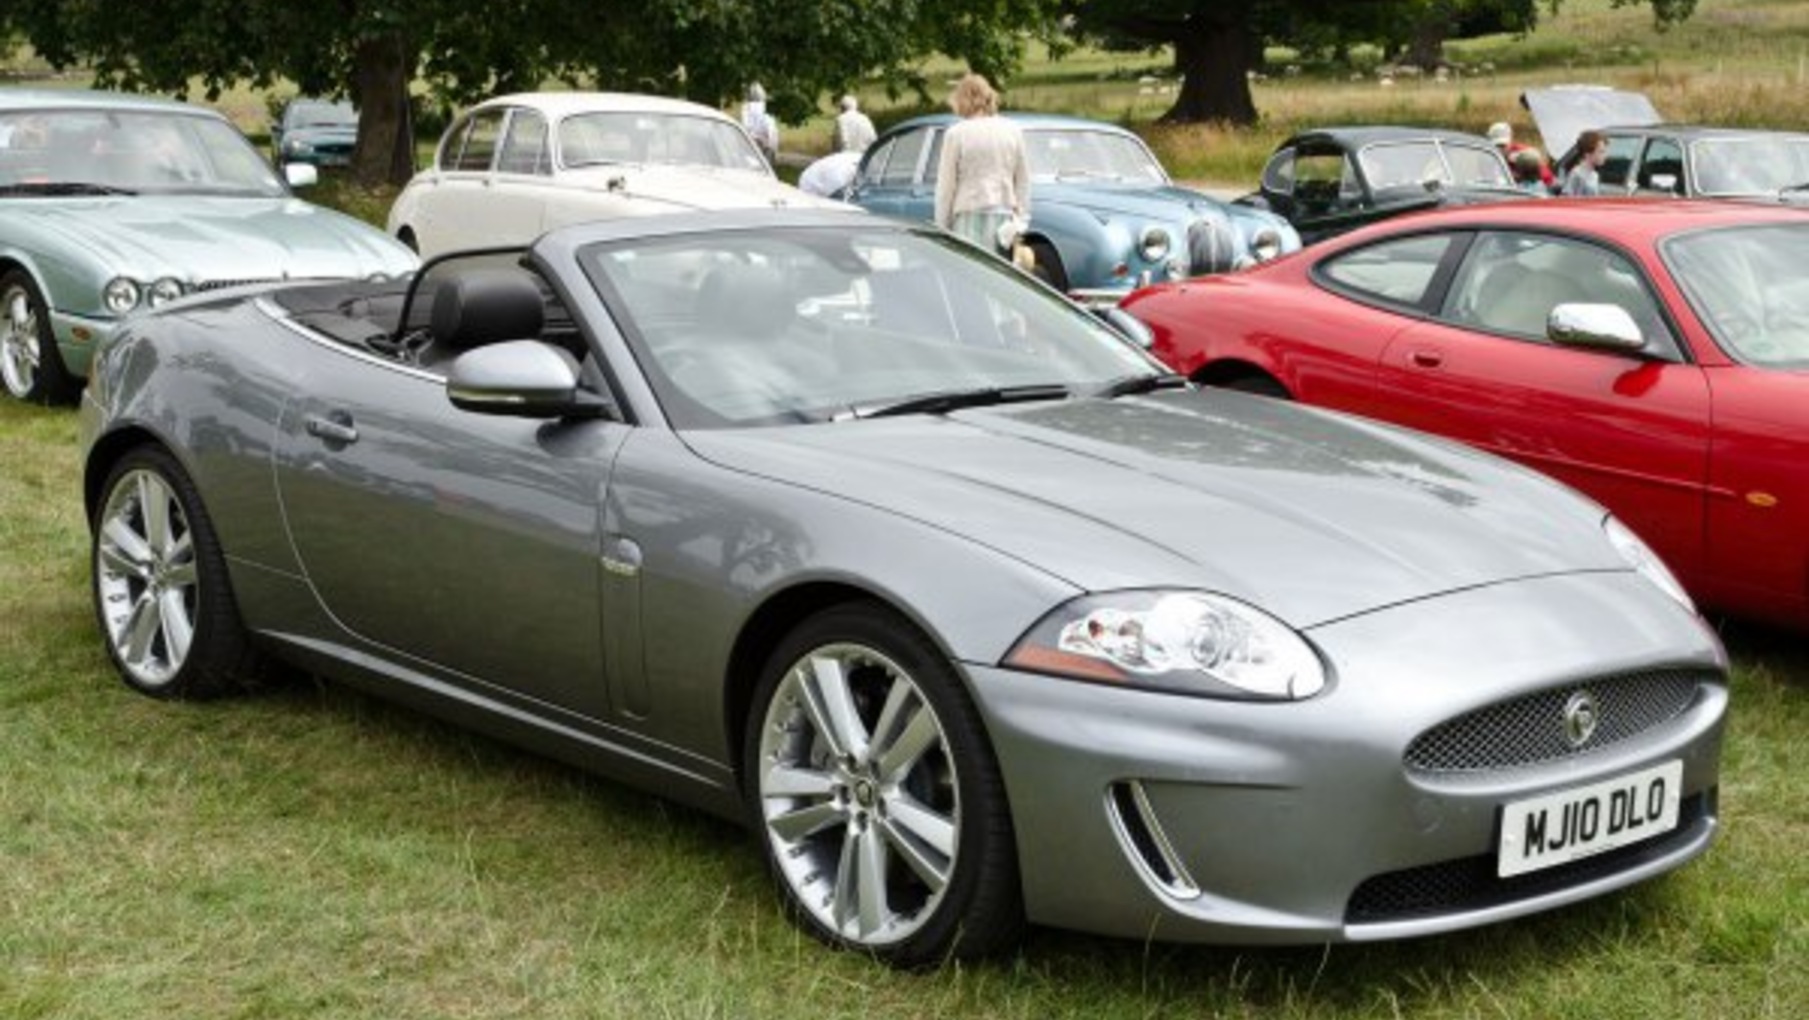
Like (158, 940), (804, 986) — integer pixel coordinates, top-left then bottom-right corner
(934, 74), (1029, 258)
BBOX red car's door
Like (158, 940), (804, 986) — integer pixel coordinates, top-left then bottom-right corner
(1373, 229), (1712, 580)
(1697, 369), (1809, 624)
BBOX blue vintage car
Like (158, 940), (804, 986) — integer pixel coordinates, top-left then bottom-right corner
(271, 97), (359, 170)
(0, 88), (418, 404)
(848, 113), (1299, 303)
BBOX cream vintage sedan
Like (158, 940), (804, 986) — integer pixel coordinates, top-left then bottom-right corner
(388, 92), (841, 257)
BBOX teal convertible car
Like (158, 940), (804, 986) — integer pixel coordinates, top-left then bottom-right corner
(0, 89), (417, 403)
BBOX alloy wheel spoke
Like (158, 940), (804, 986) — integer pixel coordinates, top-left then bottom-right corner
(158, 589), (194, 666)
(854, 822), (890, 937)
(763, 764), (837, 799)
(102, 516), (155, 569)
(163, 559), (199, 589)
(98, 540), (149, 580)
(831, 826), (861, 930)
(885, 791), (956, 859)
(873, 703), (940, 784)
(880, 815), (951, 893)
(122, 594), (163, 668)
(138, 474), (173, 557)
(800, 655), (870, 762)
(767, 799), (847, 843)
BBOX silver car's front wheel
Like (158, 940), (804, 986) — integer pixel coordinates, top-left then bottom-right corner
(747, 605), (1021, 966)
(0, 270), (76, 404)
(92, 447), (257, 699)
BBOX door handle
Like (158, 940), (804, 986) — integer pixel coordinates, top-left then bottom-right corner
(305, 412), (360, 446)
(1409, 348), (1445, 369)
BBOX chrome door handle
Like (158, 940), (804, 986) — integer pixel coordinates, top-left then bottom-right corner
(305, 413), (359, 445)
(1409, 349), (1444, 369)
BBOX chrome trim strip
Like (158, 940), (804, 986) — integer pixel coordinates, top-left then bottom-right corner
(256, 296), (441, 383)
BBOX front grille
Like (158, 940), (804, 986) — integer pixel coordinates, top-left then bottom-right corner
(194, 278), (281, 293)
(1345, 791), (1710, 924)
(1186, 216), (1237, 275)
(1405, 669), (1708, 773)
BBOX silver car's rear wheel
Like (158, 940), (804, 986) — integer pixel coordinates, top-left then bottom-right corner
(1, 271), (76, 404)
(747, 605), (1021, 966)
(93, 447), (257, 699)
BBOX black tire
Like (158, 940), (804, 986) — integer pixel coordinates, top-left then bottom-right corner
(1026, 240), (1070, 292)
(0, 269), (78, 405)
(1219, 373), (1292, 400)
(743, 603), (1023, 967)
(91, 446), (262, 699)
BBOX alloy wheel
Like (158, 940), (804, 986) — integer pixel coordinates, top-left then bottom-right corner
(0, 283), (41, 398)
(96, 468), (201, 689)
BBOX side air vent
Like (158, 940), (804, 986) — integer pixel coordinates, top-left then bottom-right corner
(1106, 780), (1201, 900)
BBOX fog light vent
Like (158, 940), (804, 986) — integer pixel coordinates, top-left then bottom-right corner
(1106, 780), (1200, 900)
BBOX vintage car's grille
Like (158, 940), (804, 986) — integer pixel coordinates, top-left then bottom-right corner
(194, 278), (281, 293)
(1345, 791), (1710, 925)
(1404, 669), (1708, 773)
(1186, 217), (1238, 276)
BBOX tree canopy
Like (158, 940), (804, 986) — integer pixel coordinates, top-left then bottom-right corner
(3, 0), (1065, 184)
(1066, 0), (1699, 125)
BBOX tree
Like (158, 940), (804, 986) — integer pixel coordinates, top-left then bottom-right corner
(6, 0), (1063, 186)
(1067, 0), (1699, 125)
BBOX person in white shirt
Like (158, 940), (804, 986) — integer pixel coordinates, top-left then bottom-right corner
(741, 83), (778, 166)
(933, 73), (1029, 259)
(832, 95), (876, 154)
(798, 149), (862, 198)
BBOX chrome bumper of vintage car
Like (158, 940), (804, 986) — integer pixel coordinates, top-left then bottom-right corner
(964, 570), (1726, 945)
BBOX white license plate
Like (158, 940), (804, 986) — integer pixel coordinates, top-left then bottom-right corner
(1497, 760), (1683, 878)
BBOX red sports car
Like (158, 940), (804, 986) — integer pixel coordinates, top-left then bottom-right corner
(1123, 199), (1809, 629)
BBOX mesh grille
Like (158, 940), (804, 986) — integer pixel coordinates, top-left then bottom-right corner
(1404, 669), (1707, 773)
(1186, 217), (1237, 275)
(1346, 792), (1710, 925)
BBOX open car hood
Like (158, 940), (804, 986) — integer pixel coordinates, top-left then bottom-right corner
(1521, 86), (1663, 161)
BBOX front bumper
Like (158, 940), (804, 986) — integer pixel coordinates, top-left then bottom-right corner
(966, 570), (1726, 944)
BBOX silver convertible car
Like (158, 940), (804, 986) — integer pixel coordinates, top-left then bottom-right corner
(79, 210), (1726, 966)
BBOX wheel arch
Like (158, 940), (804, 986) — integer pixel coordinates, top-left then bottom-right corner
(83, 425), (175, 525)
(1191, 358), (1290, 395)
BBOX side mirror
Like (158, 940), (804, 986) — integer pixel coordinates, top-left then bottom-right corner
(446, 340), (614, 419)
(1548, 303), (1645, 353)
(284, 163), (320, 189)
(1094, 306), (1155, 349)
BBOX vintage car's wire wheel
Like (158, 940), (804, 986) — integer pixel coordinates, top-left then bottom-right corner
(92, 447), (257, 699)
(748, 606), (1021, 965)
(0, 271), (76, 404)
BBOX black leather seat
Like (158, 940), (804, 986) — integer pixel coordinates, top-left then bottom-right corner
(416, 268), (545, 369)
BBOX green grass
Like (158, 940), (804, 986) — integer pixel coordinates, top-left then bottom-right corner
(3, 393), (1807, 1018)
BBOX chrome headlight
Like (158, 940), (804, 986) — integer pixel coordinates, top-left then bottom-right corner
(102, 277), (141, 315)
(1251, 227), (1283, 262)
(1006, 590), (1326, 700)
(1604, 516), (1693, 611)
(146, 277), (185, 308)
(1139, 226), (1172, 263)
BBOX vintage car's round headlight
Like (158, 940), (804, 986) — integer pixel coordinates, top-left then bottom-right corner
(147, 278), (185, 308)
(103, 277), (141, 315)
(1604, 516), (1693, 611)
(1251, 228), (1284, 262)
(1005, 590), (1326, 700)
(1139, 226), (1172, 263)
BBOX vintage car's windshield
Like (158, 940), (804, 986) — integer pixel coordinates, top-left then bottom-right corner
(1689, 136), (1809, 196)
(581, 224), (1162, 428)
(1023, 129), (1168, 183)
(558, 112), (769, 173)
(1664, 223), (1809, 368)
(1360, 140), (1512, 190)
(0, 108), (285, 196)
(288, 101), (357, 130)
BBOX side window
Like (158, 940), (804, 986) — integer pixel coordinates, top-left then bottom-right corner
(1638, 137), (1684, 194)
(497, 110), (550, 175)
(1442, 231), (1675, 351)
(1260, 148), (1296, 193)
(1294, 151), (1360, 210)
(1599, 135), (1640, 188)
(1318, 233), (1457, 307)
(878, 128), (928, 186)
(436, 116), (472, 171)
(452, 109), (505, 172)
(858, 136), (896, 186)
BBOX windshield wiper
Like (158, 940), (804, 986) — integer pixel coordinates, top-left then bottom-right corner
(1093, 372), (1189, 399)
(1779, 182), (1809, 195)
(846, 383), (1072, 420)
(0, 181), (138, 197)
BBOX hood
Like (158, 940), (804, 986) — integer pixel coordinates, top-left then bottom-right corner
(12, 195), (416, 297)
(1522, 86), (1663, 161)
(556, 165), (844, 213)
(683, 391), (1623, 629)
(1034, 181), (1231, 224)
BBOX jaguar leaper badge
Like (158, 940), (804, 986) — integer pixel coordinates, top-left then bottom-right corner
(1563, 690), (1601, 748)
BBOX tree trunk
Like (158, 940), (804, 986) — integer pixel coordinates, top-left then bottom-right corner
(1161, 5), (1259, 125)
(1404, 8), (1454, 71)
(349, 32), (414, 187)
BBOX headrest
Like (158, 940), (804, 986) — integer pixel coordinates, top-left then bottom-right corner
(699, 263), (794, 339)
(430, 268), (545, 351)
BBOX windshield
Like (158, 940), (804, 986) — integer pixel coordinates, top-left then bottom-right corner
(0, 108), (285, 196)
(1360, 140), (1512, 190)
(288, 101), (357, 130)
(558, 112), (769, 173)
(581, 225), (1162, 428)
(1663, 223), (1809, 368)
(1024, 128), (1167, 183)
(1689, 136), (1809, 196)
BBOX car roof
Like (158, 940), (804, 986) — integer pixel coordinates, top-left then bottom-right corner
(0, 87), (225, 119)
(1598, 125), (1809, 142)
(1283, 126), (1496, 149)
(881, 112), (1139, 136)
(1325, 198), (1808, 251)
(473, 91), (736, 123)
